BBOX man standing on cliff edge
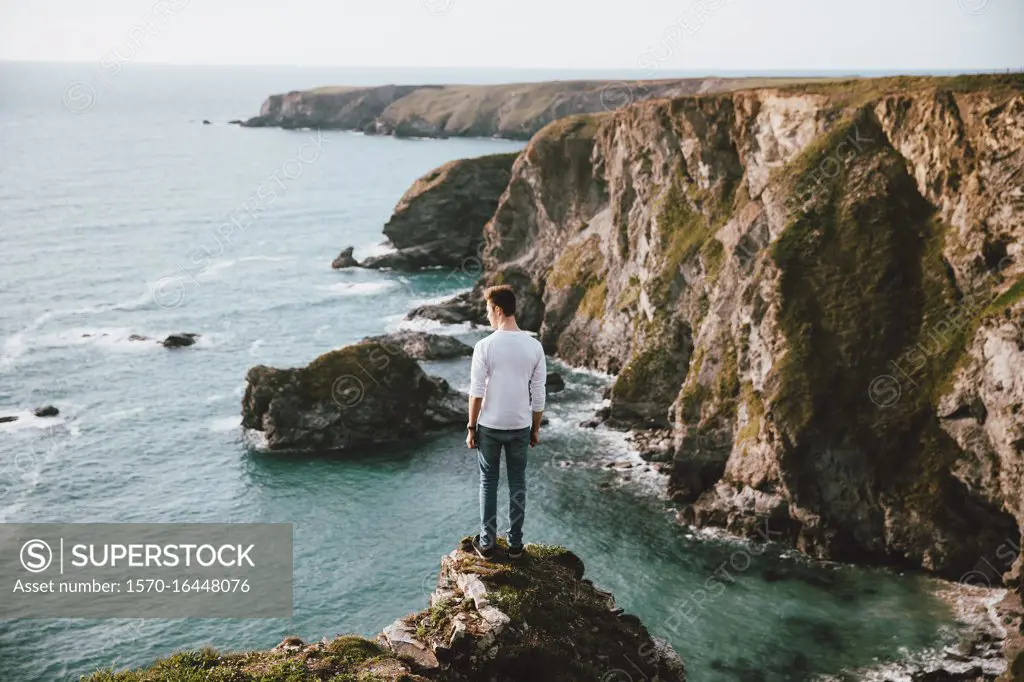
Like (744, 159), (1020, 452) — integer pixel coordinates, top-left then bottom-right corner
(466, 284), (546, 560)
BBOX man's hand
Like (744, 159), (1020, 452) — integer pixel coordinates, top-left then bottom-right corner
(467, 428), (477, 450)
(530, 429), (540, 447)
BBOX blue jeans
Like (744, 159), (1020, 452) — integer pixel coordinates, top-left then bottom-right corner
(476, 425), (530, 549)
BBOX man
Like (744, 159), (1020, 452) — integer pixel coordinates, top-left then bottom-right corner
(466, 284), (546, 560)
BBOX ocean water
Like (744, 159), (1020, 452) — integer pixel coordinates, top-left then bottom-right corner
(0, 62), (968, 681)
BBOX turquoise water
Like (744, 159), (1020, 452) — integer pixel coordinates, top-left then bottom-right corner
(0, 62), (959, 681)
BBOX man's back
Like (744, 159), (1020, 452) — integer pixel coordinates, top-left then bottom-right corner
(469, 330), (546, 430)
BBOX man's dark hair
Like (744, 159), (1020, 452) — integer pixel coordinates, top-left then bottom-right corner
(484, 284), (516, 316)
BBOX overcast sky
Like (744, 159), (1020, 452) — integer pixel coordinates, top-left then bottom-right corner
(1, 0), (1021, 71)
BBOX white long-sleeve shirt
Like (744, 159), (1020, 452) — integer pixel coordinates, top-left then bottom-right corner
(469, 329), (546, 430)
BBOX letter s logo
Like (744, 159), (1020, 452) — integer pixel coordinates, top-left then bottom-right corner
(21, 539), (53, 573)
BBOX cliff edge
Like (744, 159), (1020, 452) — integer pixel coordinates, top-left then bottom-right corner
(85, 538), (686, 682)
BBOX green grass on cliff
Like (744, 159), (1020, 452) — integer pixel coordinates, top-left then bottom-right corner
(984, 278), (1024, 317)
(777, 73), (1024, 107)
(83, 636), (416, 681)
(547, 233), (609, 322)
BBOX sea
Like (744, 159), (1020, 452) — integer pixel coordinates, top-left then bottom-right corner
(0, 61), (989, 681)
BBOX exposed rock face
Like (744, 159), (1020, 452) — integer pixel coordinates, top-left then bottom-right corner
(83, 539), (685, 682)
(242, 342), (467, 451)
(407, 289), (487, 326)
(330, 246), (359, 269)
(546, 371), (566, 394)
(441, 74), (1024, 580)
(939, 298), (1024, 586)
(242, 78), (830, 139)
(360, 331), (473, 361)
(379, 537), (686, 681)
(360, 153), (518, 271)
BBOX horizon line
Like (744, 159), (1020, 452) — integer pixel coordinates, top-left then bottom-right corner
(0, 59), (1020, 76)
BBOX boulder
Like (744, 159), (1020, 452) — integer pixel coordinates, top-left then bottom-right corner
(128, 334), (149, 342)
(545, 372), (565, 394)
(202, 119), (212, 125)
(241, 341), (467, 451)
(33, 405), (59, 418)
(331, 246), (359, 269)
(162, 333), (198, 348)
(0, 416), (18, 424)
(360, 331), (472, 361)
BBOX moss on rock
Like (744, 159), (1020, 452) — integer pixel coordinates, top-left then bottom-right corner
(768, 111), (1015, 554)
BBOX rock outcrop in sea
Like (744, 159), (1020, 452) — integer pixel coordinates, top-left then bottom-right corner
(239, 78), (826, 140)
(419, 74), (1024, 584)
(330, 246), (359, 269)
(359, 153), (519, 271)
(359, 331), (473, 361)
(85, 538), (686, 682)
(241, 341), (467, 451)
(162, 332), (199, 348)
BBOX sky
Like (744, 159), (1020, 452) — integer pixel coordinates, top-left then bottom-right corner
(0, 0), (1021, 72)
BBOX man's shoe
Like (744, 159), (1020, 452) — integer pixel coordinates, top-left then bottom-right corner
(472, 534), (494, 560)
(508, 544), (525, 560)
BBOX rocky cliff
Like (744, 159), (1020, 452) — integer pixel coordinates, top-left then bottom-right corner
(242, 340), (466, 451)
(421, 74), (1024, 583)
(241, 77), (829, 139)
(85, 539), (686, 682)
(359, 152), (519, 271)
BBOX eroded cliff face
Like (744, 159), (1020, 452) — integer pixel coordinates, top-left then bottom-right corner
(467, 75), (1024, 580)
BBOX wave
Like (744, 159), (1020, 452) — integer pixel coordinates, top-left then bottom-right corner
(0, 409), (69, 432)
(241, 427), (268, 451)
(238, 255), (293, 263)
(323, 281), (398, 296)
(356, 241), (396, 259)
(0, 310), (58, 370)
(0, 286), (172, 369)
(395, 317), (478, 334)
(195, 259), (237, 281)
(209, 415), (241, 433)
(93, 406), (147, 424)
